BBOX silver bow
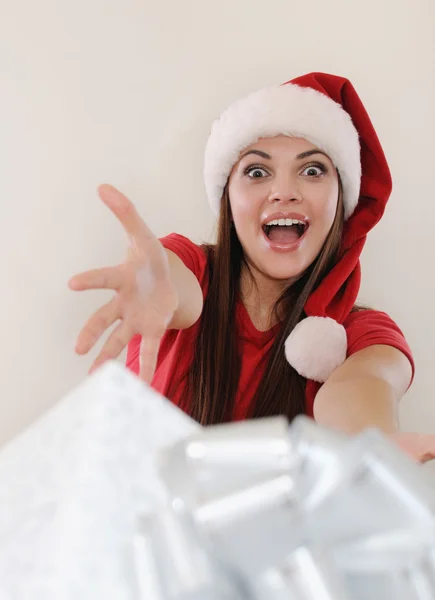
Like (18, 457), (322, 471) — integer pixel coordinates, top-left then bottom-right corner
(149, 412), (435, 599)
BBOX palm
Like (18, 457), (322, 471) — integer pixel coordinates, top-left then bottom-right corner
(122, 229), (177, 333)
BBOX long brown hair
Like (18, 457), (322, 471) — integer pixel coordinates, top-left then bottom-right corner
(187, 183), (344, 425)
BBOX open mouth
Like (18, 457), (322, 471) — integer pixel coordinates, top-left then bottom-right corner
(262, 218), (309, 244)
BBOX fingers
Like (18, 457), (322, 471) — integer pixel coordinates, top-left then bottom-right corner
(416, 434), (435, 463)
(75, 297), (120, 355)
(419, 452), (435, 464)
(388, 432), (435, 464)
(89, 322), (133, 374)
(97, 184), (155, 242)
(68, 266), (124, 292)
(138, 336), (161, 384)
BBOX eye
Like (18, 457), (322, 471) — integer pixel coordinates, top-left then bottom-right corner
(301, 163), (327, 177)
(245, 165), (270, 179)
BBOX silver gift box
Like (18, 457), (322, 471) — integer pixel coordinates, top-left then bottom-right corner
(0, 361), (434, 600)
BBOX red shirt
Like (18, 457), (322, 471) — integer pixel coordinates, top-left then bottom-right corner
(126, 233), (414, 419)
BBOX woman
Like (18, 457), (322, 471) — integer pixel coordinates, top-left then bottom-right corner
(69, 72), (434, 462)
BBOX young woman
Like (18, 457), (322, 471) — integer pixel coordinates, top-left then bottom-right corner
(69, 72), (435, 462)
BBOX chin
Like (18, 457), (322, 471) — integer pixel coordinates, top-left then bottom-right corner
(258, 258), (309, 283)
(241, 237), (318, 282)
(266, 267), (305, 282)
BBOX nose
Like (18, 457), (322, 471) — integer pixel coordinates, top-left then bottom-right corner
(267, 173), (302, 205)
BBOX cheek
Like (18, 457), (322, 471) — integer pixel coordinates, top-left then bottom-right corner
(229, 183), (263, 227)
(312, 186), (339, 230)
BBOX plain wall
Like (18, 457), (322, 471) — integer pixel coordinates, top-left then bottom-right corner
(1, 0), (434, 447)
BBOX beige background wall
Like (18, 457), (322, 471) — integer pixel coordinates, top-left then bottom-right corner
(1, 0), (434, 449)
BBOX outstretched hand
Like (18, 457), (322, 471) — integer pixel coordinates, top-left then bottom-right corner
(387, 431), (435, 464)
(68, 184), (178, 383)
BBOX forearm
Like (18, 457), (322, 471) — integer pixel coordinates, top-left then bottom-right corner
(313, 376), (400, 435)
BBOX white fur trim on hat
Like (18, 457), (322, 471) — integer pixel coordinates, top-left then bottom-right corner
(204, 84), (361, 220)
(284, 316), (347, 383)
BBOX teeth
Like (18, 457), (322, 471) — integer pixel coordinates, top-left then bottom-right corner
(265, 218), (305, 227)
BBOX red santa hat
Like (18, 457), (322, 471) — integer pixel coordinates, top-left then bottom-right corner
(203, 72), (392, 383)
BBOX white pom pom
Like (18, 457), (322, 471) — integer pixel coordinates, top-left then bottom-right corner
(284, 317), (347, 383)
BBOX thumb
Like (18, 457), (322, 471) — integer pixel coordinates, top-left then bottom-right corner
(138, 336), (160, 385)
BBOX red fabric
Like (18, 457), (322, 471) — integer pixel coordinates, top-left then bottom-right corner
(284, 73), (393, 324)
(126, 233), (414, 421)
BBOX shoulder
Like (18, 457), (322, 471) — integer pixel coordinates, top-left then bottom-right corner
(159, 233), (211, 285)
(343, 308), (410, 351)
(343, 307), (414, 378)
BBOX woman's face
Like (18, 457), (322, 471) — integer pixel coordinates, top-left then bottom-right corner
(228, 135), (340, 283)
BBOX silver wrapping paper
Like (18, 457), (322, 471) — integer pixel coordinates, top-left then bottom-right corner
(0, 361), (434, 599)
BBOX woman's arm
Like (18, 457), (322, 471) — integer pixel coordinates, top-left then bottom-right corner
(165, 249), (203, 330)
(313, 344), (413, 435)
(313, 349), (435, 464)
(70, 184), (203, 381)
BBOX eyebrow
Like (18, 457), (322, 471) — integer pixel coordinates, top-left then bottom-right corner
(240, 149), (272, 160)
(240, 148), (330, 161)
(296, 149), (330, 160)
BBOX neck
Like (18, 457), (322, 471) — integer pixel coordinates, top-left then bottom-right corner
(239, 263), (291, 329)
